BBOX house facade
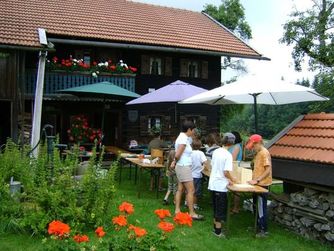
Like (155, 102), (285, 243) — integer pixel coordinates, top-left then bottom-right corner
(0, 0), (264, 147)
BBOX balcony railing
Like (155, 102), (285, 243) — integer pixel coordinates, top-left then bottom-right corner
(25, 70), (136, 95)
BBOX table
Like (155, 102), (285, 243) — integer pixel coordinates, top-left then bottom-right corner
(227, 184), (268, 237)
(121, 157), (165, 198)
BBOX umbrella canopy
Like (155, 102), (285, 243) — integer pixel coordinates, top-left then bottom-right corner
(180, 76), (328, 105)
(59, 82), (140, 99)
(59, 81), (140, 133)
(180, 75), (328, 132)
(126, 80), (207, 105)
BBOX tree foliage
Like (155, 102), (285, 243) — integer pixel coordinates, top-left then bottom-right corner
(281, 0), (334, 71)
(203, 0), (252, 40)
(203, 0), (252, 73)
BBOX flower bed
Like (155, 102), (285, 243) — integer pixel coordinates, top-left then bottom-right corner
(44, 202), (192, 250)
(47, 56), (137, 77)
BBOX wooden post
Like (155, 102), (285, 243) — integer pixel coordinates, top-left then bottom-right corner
(30, 50), (47, 157)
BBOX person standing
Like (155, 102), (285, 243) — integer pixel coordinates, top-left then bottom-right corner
(209, 133), (236, 237)
(246, 134), (272, 237)
(171, 120), (203, 220)
(191, 138), (207, 210)
(229, 131), (243, 214)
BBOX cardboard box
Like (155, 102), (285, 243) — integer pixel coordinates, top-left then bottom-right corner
(231, 161), (253, 184)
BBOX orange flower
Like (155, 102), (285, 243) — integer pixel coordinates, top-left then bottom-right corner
(73, 234), (89, 243)
(128, 224), (147, 238)
(112, 215), (127, 227)
(157, 221), (175, 233)
(119, 202), (134, 215)
(173, 212), (192, 227)
(154, 209), (171, 220)
(95, 226), (106, 238)
(48, 220), (70, 237)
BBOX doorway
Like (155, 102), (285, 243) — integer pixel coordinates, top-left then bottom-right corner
(104, 110), (121, 146)
(0, 101), (11, 145)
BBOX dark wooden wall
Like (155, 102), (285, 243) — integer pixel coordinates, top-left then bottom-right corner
(23, 45), (222, 146)
(0, 49), (26, 143)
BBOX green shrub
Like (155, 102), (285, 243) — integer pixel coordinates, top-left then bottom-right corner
(0, 139), (118, 235)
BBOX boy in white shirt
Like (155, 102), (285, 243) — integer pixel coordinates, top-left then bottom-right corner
(208, 133), (236, 237)
(191, 138), (207, 210)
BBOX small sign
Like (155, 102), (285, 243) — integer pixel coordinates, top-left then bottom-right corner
(128, 110), (138, 123)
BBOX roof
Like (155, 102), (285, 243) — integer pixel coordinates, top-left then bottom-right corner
(268, 113), (334, 165)
(0, 0), (261, 58)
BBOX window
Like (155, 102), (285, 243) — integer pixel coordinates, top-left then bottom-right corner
(148, 117), (161, 131)
(180, 59), (205, 79)
(150, 57), (162, 75)
(188, 61), (199, 78)
(141, 55), (172, 76)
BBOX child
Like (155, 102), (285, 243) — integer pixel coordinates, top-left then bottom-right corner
(246, 134), (272, 237)
(191, 138), (207, 210)
(208, 133), (236, 238)
(163, 150), (177, 205)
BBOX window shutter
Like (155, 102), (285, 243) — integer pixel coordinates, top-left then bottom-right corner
(199, 116), (207, 134)
(161, 116), (171, 135)
(140, 115), (149, 136)
(201, 61), (208, 79)
(165, 57), (172, 76)
(180, 59), (188, 77)
(141, 55), (150, 75)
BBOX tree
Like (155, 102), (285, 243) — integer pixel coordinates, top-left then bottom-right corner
(203, 0), (252, 40)
(281, 0), (334, 71)
(203, 0), (252, 73)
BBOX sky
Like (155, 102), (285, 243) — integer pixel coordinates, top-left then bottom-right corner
(133, 0), (315, 83)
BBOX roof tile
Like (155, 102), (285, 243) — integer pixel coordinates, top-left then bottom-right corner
(0, 0), (260, 57)
(269, 113), (334, 164)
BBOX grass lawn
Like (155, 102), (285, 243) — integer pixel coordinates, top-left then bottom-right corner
(0, 165), (332, 251)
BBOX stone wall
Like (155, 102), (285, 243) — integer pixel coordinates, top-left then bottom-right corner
(270, 188), (334, 244)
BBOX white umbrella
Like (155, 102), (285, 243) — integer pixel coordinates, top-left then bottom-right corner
(180, 75), (329, 132)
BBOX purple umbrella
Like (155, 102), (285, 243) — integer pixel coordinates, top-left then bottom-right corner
(126, 80), (207, 105)
(126, 80), (207, 124)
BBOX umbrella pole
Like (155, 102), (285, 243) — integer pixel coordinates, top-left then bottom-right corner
(101, 97), (106, 134)
(252, 94), (259, 134)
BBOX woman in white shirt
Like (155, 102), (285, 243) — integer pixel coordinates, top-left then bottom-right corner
(171, 120), (203, 220)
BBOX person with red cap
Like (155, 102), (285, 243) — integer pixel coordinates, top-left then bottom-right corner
(246, 134), (272, 237)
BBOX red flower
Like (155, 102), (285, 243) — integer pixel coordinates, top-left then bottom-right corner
(128, 225), (147, 238)
(129, 66), (137, 73)
(48, 220), (70, 237)
(93, 61), (97, 66)
(158, 221), (175, 233)
(95, 226), (106, 238)
(112, 215), (127, 227)
(173, 212), (192, 227)
(52, 56), (58, 63)
(73, 234), (89, 243)
(110, 65), (116, 71)
(119, 202), (134, 215)
(154, 209), (171, 220)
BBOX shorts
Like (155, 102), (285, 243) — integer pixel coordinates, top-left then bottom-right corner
(193, 178), (202, 198)
(211, 191), (228, 222)
(175, 165), (193, 182)
(167, 173), (178, 194)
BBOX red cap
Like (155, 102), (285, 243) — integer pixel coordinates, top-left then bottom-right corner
(246, 134), (263, 150)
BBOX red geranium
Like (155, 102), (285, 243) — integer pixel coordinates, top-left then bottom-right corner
(173, 212), (193, 227)
(48, 220), (70, 237)
(157, 221), (175, 233)
(73, 234), (89, 243)
(154, 209), (171, 220)
(95, 226), (106, 238)
(112, 215), (127, 227)
(119, 202), (134, 215)
(128, 224), (147, 238)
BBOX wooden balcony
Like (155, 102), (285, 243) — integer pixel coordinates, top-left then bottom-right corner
(25, 70), (136, 95)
